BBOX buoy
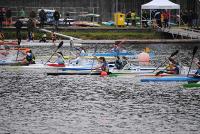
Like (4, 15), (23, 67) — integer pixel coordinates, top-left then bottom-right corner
(138, 52), (150, 62)
(100, 71), (108, 77)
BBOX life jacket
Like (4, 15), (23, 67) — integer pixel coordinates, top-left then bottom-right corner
(26, 53), (35, 64)
(101, 62), (109, 72)
(166, 63), (180, 74)
(115, 59), (123, 69)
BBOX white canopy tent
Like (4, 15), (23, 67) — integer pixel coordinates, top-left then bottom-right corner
(141, 0), (180, 28)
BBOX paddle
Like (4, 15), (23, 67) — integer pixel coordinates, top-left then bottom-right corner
(15, 38), (21, 61)
(90, 44), (98, 74)
(153, 50), (179, 73)
(69, 39), (73, 52)
(187, 46), (198, 76)
(44, 41), (63, 64)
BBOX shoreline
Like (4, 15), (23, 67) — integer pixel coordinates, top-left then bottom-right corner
(2, 39), (200, 47)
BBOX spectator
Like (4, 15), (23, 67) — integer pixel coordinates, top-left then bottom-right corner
(163, 10), (169, 28)
(187, 10), (193, 28)
(39, 9), (47, 28)
(14, 18), (23, 42)
(192, 12), (198, 28)
(142, 11), (149, 28)
(27, 18), (35, 42)
(19, 8), (25, 18)
(181, 10), (188, 25)
(154, 10), (162, 28)
(0, 9), (4, 30)
(5, 8), (12, 27)
(53, 10), (60, 31)
(131, 10), (136, 26)
(126, 11), (131, 26)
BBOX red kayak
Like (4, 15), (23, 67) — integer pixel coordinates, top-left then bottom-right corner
(47, 63), (65, 67)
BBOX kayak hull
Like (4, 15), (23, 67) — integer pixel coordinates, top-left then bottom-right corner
(141, 76), (200, 82)
(183, 83), (200, 88)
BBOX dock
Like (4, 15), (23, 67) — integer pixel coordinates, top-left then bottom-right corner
(159, 27), (200, 39)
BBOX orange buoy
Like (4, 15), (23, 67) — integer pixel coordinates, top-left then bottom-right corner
(100, 71), (108, 77)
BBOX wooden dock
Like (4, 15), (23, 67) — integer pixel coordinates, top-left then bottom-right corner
(159, 27), (200, 39)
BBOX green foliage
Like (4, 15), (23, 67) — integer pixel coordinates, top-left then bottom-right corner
(3, 30), (162, 40)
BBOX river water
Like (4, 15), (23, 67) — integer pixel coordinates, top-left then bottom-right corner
(0, 43), (200, 134)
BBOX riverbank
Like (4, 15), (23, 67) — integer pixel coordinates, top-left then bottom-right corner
(1, 26), (199, 41)
(1, 26), (166, 40)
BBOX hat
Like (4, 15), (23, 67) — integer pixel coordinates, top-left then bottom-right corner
(57, 51), (63, 57)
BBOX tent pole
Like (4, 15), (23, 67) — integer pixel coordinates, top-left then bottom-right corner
(141, 9), (142, 28)
(179, 9), (180, 27)
(169, 10), (171, 28)
(150, 9), (152, 28)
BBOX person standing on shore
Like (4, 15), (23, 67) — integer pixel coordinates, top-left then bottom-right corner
(53, 10), (60, 31)
(126, 11), (131, 26)
(0, 9), (4, 30)
(14, 18), (23, 43)
(5, 8), (12, 27)
(163, 10), (169, 28)
(131, 10), (136, 27)
(39, 9), (46, 28)
(27, 11), (36, 42)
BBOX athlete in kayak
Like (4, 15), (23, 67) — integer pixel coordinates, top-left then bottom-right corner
(95, 56), (109, 73)
(24, 50), (36, 65)
(110, 40), (127, 53)
(155, 57), (180, 76)
(55, 52), (65, 64)
(194, 59), (200, 77)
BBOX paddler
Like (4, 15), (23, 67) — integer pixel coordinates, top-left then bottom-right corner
(55, 51), (65, 64)
(95, 56), (109, 73)
(194, 59), (200, 77)
(156, 57), (180, 76)
(24, 50), (35, 64)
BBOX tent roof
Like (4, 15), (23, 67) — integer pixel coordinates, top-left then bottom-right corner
(141, 0), (180, 9)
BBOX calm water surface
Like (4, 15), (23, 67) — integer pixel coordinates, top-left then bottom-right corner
(0, 43), (200, 134)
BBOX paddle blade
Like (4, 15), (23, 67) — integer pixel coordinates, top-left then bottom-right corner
(192, 46), (198, 55)
(58, 41), (64, 49)
(170, 50), (179, 57)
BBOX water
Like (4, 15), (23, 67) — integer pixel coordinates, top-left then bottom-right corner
(0, 43), (200, 134)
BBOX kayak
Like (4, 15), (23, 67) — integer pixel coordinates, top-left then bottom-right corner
(80, 52), (137, 57)
(141, 76), (200, 82)
(47, 63), (65, 67)
(139, 73), (176, 77)
(63, 51), (154, 59)
(47, 71), (101, 75)
(23, 63), (96, 71)
(0, 41), (18, 46)
(0, 60), (25, 66)
(183, 82), (200, 88)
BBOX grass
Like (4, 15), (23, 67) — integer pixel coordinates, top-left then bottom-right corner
(61, 31), (162, 40)
(2, 30), (163, 40)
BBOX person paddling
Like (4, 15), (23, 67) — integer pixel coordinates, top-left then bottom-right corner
(24, 50), (35, 65)
(193, 59), (200, 77)
(95, 56), (109, 73)
(155, 57), (180, 76)
(115, 56), (123, 70)
(55, 51), (65, 64)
